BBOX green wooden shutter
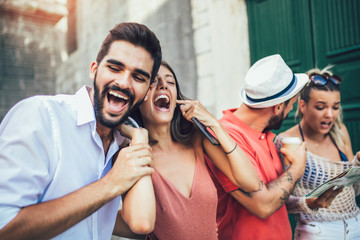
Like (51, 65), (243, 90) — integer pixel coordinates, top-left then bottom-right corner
(247, 0), (313, 131)
(247, 0), (360, 151)
(247, 0), (313, 72)
(247, 0), (360, 236)
(311, 0), (360, 150)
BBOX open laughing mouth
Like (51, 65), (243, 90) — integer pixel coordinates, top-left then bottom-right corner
(107, 90), (129, 113)
(320, 121), (332, 129)
(153, 94), (170, 112)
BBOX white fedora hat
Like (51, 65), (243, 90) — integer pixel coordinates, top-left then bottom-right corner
(240, 54), (309, 108)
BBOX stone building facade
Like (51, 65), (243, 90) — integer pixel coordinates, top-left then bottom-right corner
(0, 0), (250, 121)
(56, 0), (250, 118)
(0, 0), (67, 121)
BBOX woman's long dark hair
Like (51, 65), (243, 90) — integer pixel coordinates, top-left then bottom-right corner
(131, 60), (195, 145)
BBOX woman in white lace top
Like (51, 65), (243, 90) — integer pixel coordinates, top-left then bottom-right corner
(276, 67), (360, 240)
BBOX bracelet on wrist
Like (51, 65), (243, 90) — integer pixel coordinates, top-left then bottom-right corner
(225, 143), (237, 154)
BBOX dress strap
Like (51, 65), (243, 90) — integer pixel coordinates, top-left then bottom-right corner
(299, 123), (348, 162)
(329, 135), (349, 162)
(298, 124), (305, 141)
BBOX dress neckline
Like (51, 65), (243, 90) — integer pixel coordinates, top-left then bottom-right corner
(298, 124), (348, 162)
(154, 153), (198, 199)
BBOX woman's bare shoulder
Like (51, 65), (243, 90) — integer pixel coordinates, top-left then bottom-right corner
(277, 124), (301, 138)
(339, 123), (354, 157)
(191, 130), (205, 156)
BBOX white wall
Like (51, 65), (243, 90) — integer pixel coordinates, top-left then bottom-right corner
(191, 0), (250, 117)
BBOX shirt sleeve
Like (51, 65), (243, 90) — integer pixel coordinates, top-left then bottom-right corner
(351, 156), (360, 196)
(0, 97), (54, 229)
(206, 125), (264, 193)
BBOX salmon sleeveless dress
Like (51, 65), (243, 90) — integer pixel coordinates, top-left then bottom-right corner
(147, 154), (218, 240)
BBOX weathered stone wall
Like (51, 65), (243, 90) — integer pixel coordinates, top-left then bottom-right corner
(56, 0), (197, 99)
(0, 0), (251, 121)
(0, 1), (66, 121)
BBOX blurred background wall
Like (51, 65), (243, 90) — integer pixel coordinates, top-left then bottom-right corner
(0, 0), (251, 122)
(1, 0), (359, 146)
(53, 0), (250, 118)
(0, 0), (67, 121)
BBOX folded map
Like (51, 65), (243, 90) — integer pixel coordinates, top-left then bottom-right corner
(305, 166), (360, 199)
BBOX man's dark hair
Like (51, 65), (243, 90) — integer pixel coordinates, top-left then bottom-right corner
(283, 99), (290, 107)
(96, 22), (162, 84)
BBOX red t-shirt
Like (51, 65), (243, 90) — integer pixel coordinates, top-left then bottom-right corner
(205, 109), (292, 240)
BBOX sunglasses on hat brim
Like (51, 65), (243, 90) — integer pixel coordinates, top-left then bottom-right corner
(310, 74), (342, 86)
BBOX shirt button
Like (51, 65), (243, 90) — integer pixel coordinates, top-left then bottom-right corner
(261, 135), (265, 139)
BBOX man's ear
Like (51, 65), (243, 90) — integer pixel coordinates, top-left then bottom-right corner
(89, 61), (98, 80)
(273, 103), (284, 115)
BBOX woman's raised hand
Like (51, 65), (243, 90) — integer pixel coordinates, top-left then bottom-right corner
(176, 99), (218, 128)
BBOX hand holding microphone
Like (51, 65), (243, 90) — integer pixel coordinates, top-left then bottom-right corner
(119, 117), (149, 144)
(177, 100), (219, 145)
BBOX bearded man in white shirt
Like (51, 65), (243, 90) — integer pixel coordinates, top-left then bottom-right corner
(0, 22), (162, 240)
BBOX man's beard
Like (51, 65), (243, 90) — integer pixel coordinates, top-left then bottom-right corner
(93, 73), (143, 129)
(265, 110), (285, 131)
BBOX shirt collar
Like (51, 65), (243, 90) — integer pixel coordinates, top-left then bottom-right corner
(75, 86), (127, 147)
(76, 86), (96, 126)
(222, 108), (275, 141)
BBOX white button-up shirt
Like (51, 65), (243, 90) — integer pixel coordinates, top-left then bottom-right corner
(0, 86), (125, 239)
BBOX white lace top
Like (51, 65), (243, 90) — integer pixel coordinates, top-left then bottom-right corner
(275, 136), (360, 224)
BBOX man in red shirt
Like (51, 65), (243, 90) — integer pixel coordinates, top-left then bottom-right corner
(206, 54), (308, 240)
